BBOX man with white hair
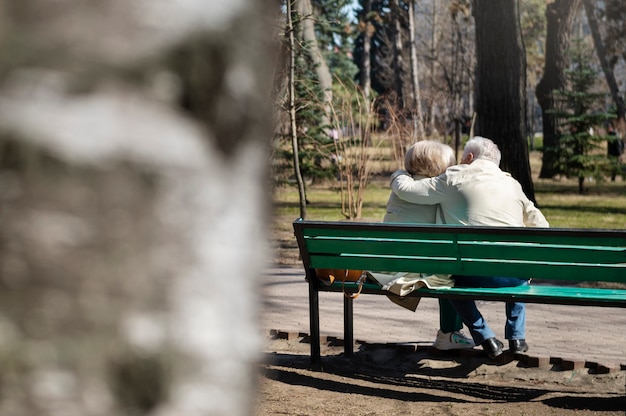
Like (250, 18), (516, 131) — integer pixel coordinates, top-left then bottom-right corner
(390, 136), (549, 359)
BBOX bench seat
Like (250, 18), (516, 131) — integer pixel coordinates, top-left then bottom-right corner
(327, 281), (626, 307)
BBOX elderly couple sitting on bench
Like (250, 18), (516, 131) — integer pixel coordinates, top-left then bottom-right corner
(382, 136), (548, 359)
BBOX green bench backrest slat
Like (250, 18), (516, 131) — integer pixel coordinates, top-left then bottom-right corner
(305, 237), (458, 258)
(305, 236), (625, 265)
(457, 243), (624, 265)
(307, 253), (624, 282)
(295, 220), (626, 284)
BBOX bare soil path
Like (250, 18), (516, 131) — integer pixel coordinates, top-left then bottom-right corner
(262, 205), (626, 415)
(256, 337), (625, 416)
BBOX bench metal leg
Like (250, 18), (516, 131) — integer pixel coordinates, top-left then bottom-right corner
(308, 280), (322, 369)
(343, 295), (353, 356)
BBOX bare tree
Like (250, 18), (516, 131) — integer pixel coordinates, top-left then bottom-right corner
(473, 0), (536, 201)
(359, 0), (374, 99)
(287, 0), (308, 219)
(331, 89), (379, 220)
(408, 0), (426, 139)
(447, 3), (474, 158)
(414, 0), (474, 144)
(0, 1), (276, 415)
(391, 0), (407, 113)
(428, 0), (440, 134)
(536, 0), (582, 178)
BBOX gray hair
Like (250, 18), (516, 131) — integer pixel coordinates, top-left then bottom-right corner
(404, 140), (456, 177)
(463, 136), (501, 165)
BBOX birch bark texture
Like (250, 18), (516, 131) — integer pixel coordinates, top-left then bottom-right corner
(0, 1), (276, 415)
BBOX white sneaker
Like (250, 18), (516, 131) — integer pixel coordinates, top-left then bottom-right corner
(433, 330), (475, 350)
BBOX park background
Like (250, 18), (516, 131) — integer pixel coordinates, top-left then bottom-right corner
(264, 5), (626, 414)
(0, 1), (624, 415)
(273, 0), (626, 231)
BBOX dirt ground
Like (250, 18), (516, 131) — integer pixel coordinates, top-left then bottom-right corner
(259, 216), (626, 416)
(255, 337), (625, 416)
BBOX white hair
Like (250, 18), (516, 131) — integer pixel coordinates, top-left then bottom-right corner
(463, 136), (501, 165)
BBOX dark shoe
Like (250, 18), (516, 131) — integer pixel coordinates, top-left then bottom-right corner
(508, 339), (529, 354)
(481, 337), (504, 359)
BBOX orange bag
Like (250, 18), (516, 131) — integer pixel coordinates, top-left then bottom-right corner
(315, 268), (365, 298)
(315, 268), (363, 283)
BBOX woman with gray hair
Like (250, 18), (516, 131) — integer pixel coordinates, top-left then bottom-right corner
(382, 140), (475, 351)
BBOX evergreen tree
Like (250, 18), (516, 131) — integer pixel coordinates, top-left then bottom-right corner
(291, 31), (338, 184)
(353, 1), (411, 100)
(314, 0), (360, 85)
(549, 38), (615, 194)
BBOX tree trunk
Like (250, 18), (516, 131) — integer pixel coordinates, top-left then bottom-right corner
(429, 0), (439, 135)
(583, 0), (626, 127)
(536, 0), (582, 178)
(392, 0), (406, 113)
(408, 0), (426, 140)
(287, 0), (308, 219)
(361, 0), (373, 99)
(296, 0), (333, 130)
(473, 0), (536, 202)
(0, 1), (275, 414)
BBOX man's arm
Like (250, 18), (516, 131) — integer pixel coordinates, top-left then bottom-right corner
(390, 170), (443, 205)
(522, 200), (549, 228)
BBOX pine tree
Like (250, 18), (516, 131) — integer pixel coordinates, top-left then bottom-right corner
(549, 38), (616, 194)
(314, 0), (360, 85)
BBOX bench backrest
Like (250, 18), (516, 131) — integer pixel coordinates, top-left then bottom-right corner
(293, 219), (626, 284)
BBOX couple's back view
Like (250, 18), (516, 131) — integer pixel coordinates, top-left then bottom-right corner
(386, 137), (549, 359)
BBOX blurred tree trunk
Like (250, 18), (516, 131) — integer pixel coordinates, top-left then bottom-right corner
(536, 0), (581, 178)
(473, 0), (536, 202)
(0, 0), (276, 415)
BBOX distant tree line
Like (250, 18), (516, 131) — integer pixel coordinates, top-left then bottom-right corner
(276, 0), (626, 213)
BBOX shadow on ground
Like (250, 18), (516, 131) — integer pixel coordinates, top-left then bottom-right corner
(261, 344), (626, 412)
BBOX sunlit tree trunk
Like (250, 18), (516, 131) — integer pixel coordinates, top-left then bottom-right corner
(408, 0), (426, 140)
(296, 0), (333, 130)
(287, 0), (308, 219)
(392, 0), (406, 112)
(360, 0), (373, 100)
(0, 0), (275, 414)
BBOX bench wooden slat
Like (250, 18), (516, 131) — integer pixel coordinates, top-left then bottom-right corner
(305, 237), (458, 258)
(307, 253), (626, 283)
(458, 242), (625, 264)
(303, 235), (626, 264)
(300, 222), (626, 244)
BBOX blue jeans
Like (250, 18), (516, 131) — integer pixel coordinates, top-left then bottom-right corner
(449, 275), (529, 345)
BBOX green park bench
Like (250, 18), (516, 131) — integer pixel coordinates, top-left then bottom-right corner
(293, 218), (626, 368)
